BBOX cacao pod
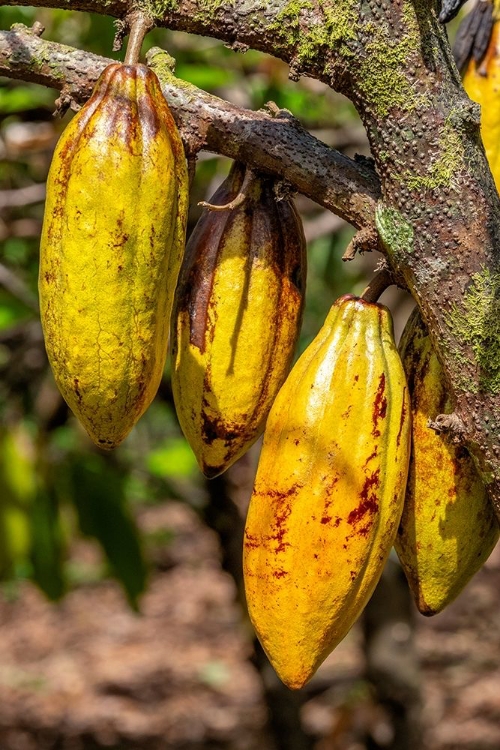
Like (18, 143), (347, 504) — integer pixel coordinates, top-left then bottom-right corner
(39, 63), (188, 449)
(463, 20), (500, 192)
(395, 308), (499, 615)
(171, 162), (306, 478)
(243, 295), (411, 690)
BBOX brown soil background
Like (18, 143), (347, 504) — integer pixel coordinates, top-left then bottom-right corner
(0, 500), (498, 750)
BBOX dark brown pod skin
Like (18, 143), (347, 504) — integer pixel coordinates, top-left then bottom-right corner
(171, 162), (307, 478)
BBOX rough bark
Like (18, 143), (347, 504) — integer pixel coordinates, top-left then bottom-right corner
(3, 0), (500, 514)
(0, 27), (380, 227)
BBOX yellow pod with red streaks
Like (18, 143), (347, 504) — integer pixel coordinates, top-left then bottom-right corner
(39, 63), (188, 449)
(395, 309), (499, 615)
(463, 20), (500, 192)
(243, 295), (411, 690)
(171, 162), (306, 478)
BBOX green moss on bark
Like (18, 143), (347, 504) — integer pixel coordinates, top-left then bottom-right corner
(445, 269), (500, 395)
(356, 1), (433, 117)
(400, 114), (465, 192)
(268, 0), (357, 71)
(375, 204), (414, 261)
(139, 0), (179, 16)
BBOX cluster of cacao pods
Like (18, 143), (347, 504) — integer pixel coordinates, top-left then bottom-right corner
(39, 46), (499, 692)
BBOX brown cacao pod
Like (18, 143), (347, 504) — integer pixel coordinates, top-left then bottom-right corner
(171, 162), (306, 477)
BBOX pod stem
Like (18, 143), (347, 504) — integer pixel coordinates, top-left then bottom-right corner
(361, 269), (393, 303)
(199, 167), (256, 211)
(124, 12), (152, 65)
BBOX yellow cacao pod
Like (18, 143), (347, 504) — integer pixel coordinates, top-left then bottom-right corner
(243, 295), (411, 690)
(39, 63), (188, 449)
(463, 21), (500, 192)
(171, 162), (306, 478)
(395, 308), (499, 616)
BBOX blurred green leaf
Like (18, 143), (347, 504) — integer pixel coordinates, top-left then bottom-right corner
(69, 453), (147, 609)
(0, 295), (33, 331)
(0, 86), (54, 114)
(147, 438), (198, 479)
(0, 426), (34, 578)
(0, 7), (36, 25)
(2, 238), (29, 265)
(175, 63), (236, 90)
(30, 485), (65, 601)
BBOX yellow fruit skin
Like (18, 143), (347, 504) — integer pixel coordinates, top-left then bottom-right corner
(171, 163), (306, 478)
(463, 22), (500, 192)
(243, 295), (411, 690)
(395, 309), (499, 616)
(39, 63), (188, 449)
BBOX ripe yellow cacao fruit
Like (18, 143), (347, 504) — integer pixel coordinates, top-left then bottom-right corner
(171, 163), (306, 478)
(395, 308), (499, 616)
(243, 295), (411, 690)
(39, 63), (188, 449)
(463, 21), (500, 192)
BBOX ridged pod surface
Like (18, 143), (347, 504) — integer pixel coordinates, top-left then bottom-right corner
(171, 163), (306, 478)
(463, 21), (500, 191)
(243, 295), (410, 690)
(39, 63), (188, 449)
(395, 309), (499, 616)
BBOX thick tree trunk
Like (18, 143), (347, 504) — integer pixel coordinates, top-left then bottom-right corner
(343, 0), (500, 510)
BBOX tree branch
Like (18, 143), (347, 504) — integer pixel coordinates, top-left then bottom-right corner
(0, 26), (380, 229)
(5, 0), (345, 86)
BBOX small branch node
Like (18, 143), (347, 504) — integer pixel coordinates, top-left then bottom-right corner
(180, 130), (205, 159)
(261, 102), (301, 127)
(428, 412), (465, 442)
(273, 179), (295, 202)
(53, 87), (75, 118)
(342, 225), (378, 261)
(262, 101), (281, 117)
(113, 19), (128, 52)
(199, 167), (255, 212)
(146, 46), (176, 73)
(31, 21), (45, 37)
(375, 257), (390, 272)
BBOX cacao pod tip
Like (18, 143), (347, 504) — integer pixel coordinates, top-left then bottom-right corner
(279, 672), (311, 691)
(201, 463), (225, 480)
(261, 650), (316, 691)
(417, 599), (439, 617)
(95, 439), (120, 452)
